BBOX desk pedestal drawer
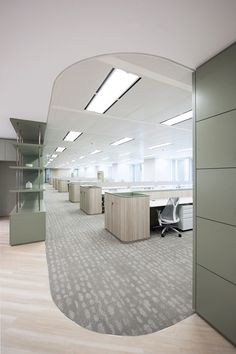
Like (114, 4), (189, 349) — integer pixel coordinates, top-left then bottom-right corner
(177, 217), (193, 231)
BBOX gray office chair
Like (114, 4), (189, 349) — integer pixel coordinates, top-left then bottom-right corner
(157, 197), (181, 237)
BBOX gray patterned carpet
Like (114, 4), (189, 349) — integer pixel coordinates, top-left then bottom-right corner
(45, 186), (193, 336)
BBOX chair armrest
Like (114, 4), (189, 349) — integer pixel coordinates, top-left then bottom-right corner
(157, 210), (162, 226)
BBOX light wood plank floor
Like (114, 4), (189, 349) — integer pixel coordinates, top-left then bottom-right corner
(0, 220), (235, 354)
(0, 217), (10, 245)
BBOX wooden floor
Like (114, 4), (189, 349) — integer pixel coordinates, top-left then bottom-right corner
(0, 219), (235, 354)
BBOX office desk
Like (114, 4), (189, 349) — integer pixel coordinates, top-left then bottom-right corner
(150, 197), (193, 231)
(150, 197), (192, 208)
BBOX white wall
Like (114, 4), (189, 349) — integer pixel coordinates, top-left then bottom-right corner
(51, 157), (192, 183)
(155, 159), (172, 181)
(50, 168), (72, 178)
(2, 1), (236, 139)
(143, 159), (156, 181)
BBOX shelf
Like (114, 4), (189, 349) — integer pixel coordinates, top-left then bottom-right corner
(9, 166), (44, 171)
(10, 118), (46, 143)
(9, 188), (45, 193)
(13, 142), (44, 156)
(9, 118), (46, 245)
(11, 200), (46, 214)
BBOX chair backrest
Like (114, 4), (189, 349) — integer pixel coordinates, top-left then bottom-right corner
(161, 197), (180, 223)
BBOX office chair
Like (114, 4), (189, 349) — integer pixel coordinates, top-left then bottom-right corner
(157, 197), (181, 237)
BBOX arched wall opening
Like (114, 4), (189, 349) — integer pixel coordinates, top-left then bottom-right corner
(45, 52), (194, 336)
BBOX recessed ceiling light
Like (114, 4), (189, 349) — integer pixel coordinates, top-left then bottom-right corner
(63, 131), (83, 142)
(79, 156), (85, 159)
(90, 149), (102, 155)
(51, 154), (57, 158)
(102, 157), (109, 160)
(72, 160), (76, 162)
(161, 110), (193, 126)
(149, 142), (171, 150)
(49, 159), (53, 162)
(56, 147), (66, 152)
(111, 137), (134, 146)
(85, 68), (141, 114)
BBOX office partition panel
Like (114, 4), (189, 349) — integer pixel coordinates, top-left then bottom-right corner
(194, 42), (236, 345)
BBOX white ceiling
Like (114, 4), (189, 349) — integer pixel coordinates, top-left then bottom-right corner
(1, 0), (236, 143)
(45, 53), (193, 167)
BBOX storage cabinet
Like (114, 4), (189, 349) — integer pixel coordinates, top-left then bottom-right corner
(176, 204), (193, 231)
(69, 182), (80, 202)
(58, 179), (69, 192)
(80, 186), (102, 214)
(105, 192), (150, 242)
(9, 118), (46, 246)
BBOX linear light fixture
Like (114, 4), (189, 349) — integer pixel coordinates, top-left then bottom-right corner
(161, 110), (193, 126)
(79, 156), (85, 159)
(85, 68), (141, 114)
(51, 154), (57, 158)
(56, 146), (66, 152)
(63, 131), (83, 142)
(149, 142), (171, 150)
(90, 149), (102, 155)
(102, 157), (109, 160)
(111, 137), (134, 146)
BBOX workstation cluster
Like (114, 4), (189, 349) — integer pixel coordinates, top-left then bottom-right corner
(49, 177), (193, 242)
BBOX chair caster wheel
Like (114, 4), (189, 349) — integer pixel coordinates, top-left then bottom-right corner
(161, 234), (165, 237)
(178, 234), (182, 237)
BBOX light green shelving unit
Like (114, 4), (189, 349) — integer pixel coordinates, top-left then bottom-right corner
(9, 118), (47, 246)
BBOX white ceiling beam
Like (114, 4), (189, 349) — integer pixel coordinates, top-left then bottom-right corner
(97, 56), (192, 92)
(51, 105), (192, 132)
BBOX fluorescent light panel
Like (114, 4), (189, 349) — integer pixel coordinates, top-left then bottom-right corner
(161, 110), (193, 126)
(111, 137), (134, 146)
(90, 149), (102, 155)
(79, 156), (85, 159)
(149, 142), (171, 150)
(56, 147), (66, 152)
(51, 154), (57, 158)
(85, 68), (140, 114)
(63, 131), (83, 142)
